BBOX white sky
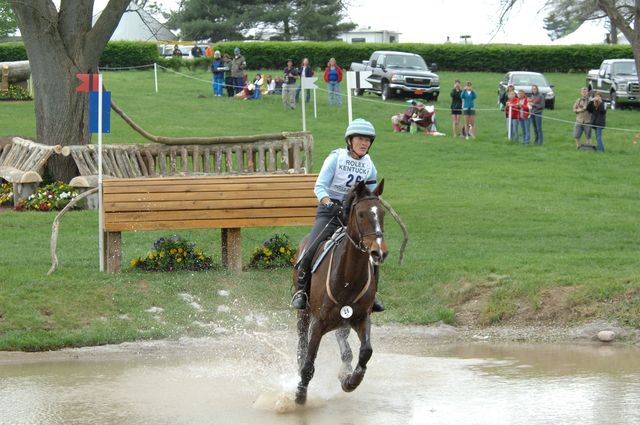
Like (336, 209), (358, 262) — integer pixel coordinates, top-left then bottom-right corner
(91, 0), (552, 45)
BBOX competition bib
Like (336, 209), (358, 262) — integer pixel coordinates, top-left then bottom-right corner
(329, 149), (372, 197)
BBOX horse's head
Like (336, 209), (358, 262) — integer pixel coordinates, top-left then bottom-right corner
(342, 179), (388, 265)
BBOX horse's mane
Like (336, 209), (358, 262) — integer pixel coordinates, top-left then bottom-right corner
(341, 182), (373, 223)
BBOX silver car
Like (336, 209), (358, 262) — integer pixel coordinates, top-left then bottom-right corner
(498, 71), (555, 109)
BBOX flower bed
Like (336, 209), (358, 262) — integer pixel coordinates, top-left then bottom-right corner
(15, 182), (78, 211)
(248, 233), (296, 269)
(130, 235), (215, 272)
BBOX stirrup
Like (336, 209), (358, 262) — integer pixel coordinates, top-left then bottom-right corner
(290, 290), (308, 310)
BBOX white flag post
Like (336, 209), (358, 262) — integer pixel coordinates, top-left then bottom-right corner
(154, 63), (158, 93)
(346, 70), (373, 123)
(98, 74), (104, 272)
(507, 104), (512, 140)
(301, 76), (318, 131)
(313, 88), (317, 119)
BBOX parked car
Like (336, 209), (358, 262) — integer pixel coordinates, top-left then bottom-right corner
(158, 44), (194, 59)
(350, 51), (440, 101)
(498, 71), (555, 109)
(586, 59), (640, 110)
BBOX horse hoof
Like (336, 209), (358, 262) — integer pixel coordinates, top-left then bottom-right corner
(295, 392), (307, 405)
(340, 376), (356, 393)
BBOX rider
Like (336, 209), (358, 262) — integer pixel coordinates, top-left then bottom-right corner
(290, 118), (384, 312)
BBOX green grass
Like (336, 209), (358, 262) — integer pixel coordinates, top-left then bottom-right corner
(1, 67), (640, 350)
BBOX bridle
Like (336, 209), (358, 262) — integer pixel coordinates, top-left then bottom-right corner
(339, 195), (384, 254)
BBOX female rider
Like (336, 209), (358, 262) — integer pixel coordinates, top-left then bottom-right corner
(290, 119), (384, 312)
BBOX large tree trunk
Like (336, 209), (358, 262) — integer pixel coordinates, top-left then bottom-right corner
(9, 0), (131, 182)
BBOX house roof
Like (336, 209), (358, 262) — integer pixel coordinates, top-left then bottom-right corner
(93, 3), (177, 42)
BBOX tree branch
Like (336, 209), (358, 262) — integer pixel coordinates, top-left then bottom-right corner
(85, 0), (131, 65)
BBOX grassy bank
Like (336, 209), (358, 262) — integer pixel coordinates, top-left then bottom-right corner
(1, 68), (639, 351)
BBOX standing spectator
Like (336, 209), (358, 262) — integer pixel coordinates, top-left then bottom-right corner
(518, 89), (531, 145)
(460, 81), (477, 140)
(296, 57), (314, 104)
(499, 84), (515, 110)
(573, 87), (592, 148)
(172, 44), (182, 57)
(222, 53), (234, 97)
(230, 47), (247, 95)
(205, 44), (213, 58)
(265, 75), (276, 95)
(282, 58), (299, 109)
(528, 84), (545, 145)
(191, 43), (203, 58)
(324, 57), (343, 106)
(587, 93), (606, 152)
(211, 50), (226, 97)
(505, 90), (521, 143)
(450, 79), (463, 137)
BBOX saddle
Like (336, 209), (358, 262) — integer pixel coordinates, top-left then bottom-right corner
(311, 227), (346, 273)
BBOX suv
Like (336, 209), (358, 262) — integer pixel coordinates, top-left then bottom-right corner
(586, 59), (640, 109)
(498, 71), (555, 109)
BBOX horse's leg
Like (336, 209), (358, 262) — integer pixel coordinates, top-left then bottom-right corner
(335, 327), (353, 381)
(296, 309), (310, 371)
(341, 316), (372, 393)
(295, 318), (323, 405)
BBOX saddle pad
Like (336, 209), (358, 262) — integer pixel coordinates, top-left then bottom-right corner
(311, 227), (346, 273)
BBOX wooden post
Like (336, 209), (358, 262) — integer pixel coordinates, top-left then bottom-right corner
(1, 65), (9, 91)
(104, 231), (122, 272)
(221, 228), (242, 272)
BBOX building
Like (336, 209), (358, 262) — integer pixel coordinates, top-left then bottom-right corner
(340, 27), (400, 44)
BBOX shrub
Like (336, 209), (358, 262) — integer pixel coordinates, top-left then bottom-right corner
(15, 182), (78, 211)
(0, 180), (13, 206)
(100, 41), (160, 68)
(248, 233), (297, 269)
(130, 235), (215, 272)
(0, 84), (32, 101)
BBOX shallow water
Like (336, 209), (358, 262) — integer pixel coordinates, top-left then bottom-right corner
(1, 329), (639, 425)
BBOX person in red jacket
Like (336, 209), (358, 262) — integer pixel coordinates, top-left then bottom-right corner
(324, 57), (343, 106)
(505, 91), (521, 143)
(517, 89), (531, 144)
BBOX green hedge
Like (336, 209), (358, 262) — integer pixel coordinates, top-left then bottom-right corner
(0, 42), (27, 61)
(0, 40), (635, 73)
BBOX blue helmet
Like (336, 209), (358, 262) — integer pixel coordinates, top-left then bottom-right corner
(344, 118), (376, 144)
(234, 47), (240, 53)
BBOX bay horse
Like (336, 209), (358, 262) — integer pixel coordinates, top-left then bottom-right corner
(294, 179), (388, 405)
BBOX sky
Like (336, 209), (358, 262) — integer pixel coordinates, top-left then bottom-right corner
(91, 0), (553, 45)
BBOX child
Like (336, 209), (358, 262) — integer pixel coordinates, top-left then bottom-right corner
(517, 90), (530, 144)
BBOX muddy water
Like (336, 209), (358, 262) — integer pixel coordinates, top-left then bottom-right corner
(1, 329), (639, 425)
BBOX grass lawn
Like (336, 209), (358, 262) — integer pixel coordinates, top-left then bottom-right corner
(1, 67), (639, 351)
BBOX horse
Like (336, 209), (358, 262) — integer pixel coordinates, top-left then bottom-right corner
(294, 179), (388, 405)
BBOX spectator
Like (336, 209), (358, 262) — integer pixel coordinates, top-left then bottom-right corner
(205, 44), (213, 58)
(460, 81), (477, 140)
(265, 75), (276, 95)
(222, 53), (234, 97)
(172, 44), (182, 57)
(191, 43), (203, 58)
(296, 57), (314, 103)
(573, 87), (592, 148)
(282, 58), (299, 109)
(528, 84), (545, 145)
(450, 79), (463, 137)
(274, 76), (284, 95)
(251, 73), (264, 100)
(587, 93), (606, 152)
(499, 84), (515, 111)
(505, 90), (521, 143)
(324, 57), (343, 106)
(230, 47), (247, 95)
(392, 101), (434, 133)
(518, 89), (531, 145)
(211, 50), (226, 97)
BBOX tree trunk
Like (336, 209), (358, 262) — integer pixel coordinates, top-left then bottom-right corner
(9, 0), (131, 182)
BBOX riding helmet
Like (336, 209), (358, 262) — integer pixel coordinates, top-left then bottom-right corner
(344, 118), (376, 144)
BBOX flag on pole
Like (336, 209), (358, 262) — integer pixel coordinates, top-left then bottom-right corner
(77, 74), (111, 133)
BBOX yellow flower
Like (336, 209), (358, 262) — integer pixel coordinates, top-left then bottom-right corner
(279, 247), (285, 253)
(178, 247), (183, 253)
(159, 251), (165, 257)
(148, 253), (154, 260)
(130, 259), (138, 266)
(170, 248), (177, 254)
(176, 257), (182, 263)
(183, 251), (187, 256)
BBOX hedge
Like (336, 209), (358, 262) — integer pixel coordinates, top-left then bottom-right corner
(0, 40), (634, 73)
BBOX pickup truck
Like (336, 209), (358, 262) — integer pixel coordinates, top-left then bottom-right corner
(586, 59), (640, 109)
(350, 50), (440, 101)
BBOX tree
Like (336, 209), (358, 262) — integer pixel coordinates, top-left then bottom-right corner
(500, 0), (640, 82)
(9, 0), (131, 182)
(0, 0), (17, 38)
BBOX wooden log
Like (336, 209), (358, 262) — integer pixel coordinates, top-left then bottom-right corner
(225, 147), (233, 172)
(247, 146), (255, 172)
(0, 61), (30, 84)
(135, 150), (149, 176)
(214, 148), (222, 173)
(158, 151), (167, 175)
(15, 147), (41, 170)
(104, 231), (123, 272)
(70, 151), (91, 176)
(193, 146), (201, 173)
(143, 150), (155, 176)
(170, 149), (177, 175)
(268, 147), (276, 172)
(101, 149), (116, 177)
(293, 142), (301, 170)
(108, 150), (123, 178)
(257, 147), (265, 172)
(281, 141), (290, 170)
(30, 150), (54, 174)
(180, 147), (188, 173)
(0, 143), (12, 164)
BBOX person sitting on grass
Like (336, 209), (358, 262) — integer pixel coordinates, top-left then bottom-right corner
(392, 101), (440, 134)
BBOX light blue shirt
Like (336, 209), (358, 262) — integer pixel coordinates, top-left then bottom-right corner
(314, 148), (378, 202)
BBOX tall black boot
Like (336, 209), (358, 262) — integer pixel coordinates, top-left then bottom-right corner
(290, 269), (309, 309)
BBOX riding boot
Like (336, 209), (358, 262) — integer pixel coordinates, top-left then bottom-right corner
(290, 269), (309, 309)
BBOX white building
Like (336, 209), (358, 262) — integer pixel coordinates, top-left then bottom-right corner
(340, 28), (400, 43)
(93, 3), (177, 42)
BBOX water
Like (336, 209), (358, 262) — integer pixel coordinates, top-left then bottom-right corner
(1, 329), (638, 425)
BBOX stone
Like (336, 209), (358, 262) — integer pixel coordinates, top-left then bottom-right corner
(597, 330), (616, 342)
